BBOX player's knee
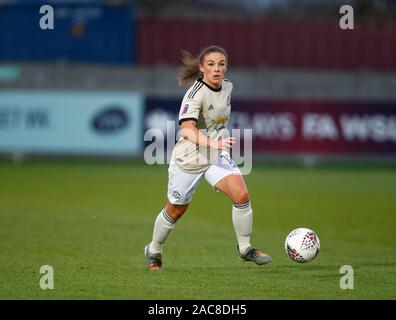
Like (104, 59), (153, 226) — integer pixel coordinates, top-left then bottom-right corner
(166, 203), (189, 221)
(233, 190), (250, 205)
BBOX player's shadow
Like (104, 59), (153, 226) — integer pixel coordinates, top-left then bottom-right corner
(175, 264), (332, 274)
(229, 264), (337, 274)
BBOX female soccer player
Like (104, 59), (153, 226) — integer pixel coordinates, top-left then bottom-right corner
(144, 45), (271, 270)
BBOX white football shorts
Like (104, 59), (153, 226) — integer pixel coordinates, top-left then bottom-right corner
(167, 152), (242, 205)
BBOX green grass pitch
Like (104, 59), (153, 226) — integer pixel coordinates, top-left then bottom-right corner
(1, 159), (396, 299)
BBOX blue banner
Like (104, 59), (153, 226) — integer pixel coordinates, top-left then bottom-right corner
(0, 4), (135, 63)
(0, 90), (143, 155)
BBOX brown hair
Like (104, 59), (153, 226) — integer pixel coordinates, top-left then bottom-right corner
(177, 45), (228, 86)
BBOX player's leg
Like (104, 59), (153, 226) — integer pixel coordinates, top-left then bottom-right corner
(214, 173), (252, 252)
(145, 201), (188, 271)
(205, 153), (271, 265)
(145, 164), (203, 270)
(214, 173), (271, 265)
(148, 202), (188, 252)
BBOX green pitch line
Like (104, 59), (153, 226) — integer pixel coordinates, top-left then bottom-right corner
(0, 160), (395, 299)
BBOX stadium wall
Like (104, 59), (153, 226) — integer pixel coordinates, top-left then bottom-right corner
(137, 19), (396, 71)
(1, 6), (396, 161)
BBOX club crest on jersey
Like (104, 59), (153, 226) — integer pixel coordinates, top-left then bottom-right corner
(181, 103), (189, 115)
(214, 116), (228, 131)
(215, 116), (227, 125)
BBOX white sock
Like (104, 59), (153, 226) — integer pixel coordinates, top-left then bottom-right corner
(232, 202), (252, 254)
(149, 209), (175, 254)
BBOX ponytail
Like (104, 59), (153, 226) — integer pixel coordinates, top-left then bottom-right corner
(178, 50), (201, 86)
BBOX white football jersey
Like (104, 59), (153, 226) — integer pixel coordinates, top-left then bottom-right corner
(171, 78), (233, 173)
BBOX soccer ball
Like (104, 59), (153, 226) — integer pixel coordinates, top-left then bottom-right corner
(285, 228), (320, 263)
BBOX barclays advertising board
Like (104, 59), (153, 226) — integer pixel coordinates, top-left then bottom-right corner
(0, 90), (143, 155)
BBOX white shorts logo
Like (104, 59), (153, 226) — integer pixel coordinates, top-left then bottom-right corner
(172, 191), (181, 199)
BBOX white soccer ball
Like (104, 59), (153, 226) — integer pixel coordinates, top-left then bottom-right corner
(285, 228), (320, 263)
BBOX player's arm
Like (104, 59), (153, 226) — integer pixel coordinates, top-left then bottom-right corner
(179, 120), (235, 150)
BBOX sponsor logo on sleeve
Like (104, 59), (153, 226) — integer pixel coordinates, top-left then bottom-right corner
(181, 103), (189, 116)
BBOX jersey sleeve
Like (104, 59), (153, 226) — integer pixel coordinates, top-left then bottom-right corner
(178, 84), (203, 125)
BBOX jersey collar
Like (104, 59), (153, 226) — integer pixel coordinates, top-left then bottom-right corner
(197, 78), (222, 92)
